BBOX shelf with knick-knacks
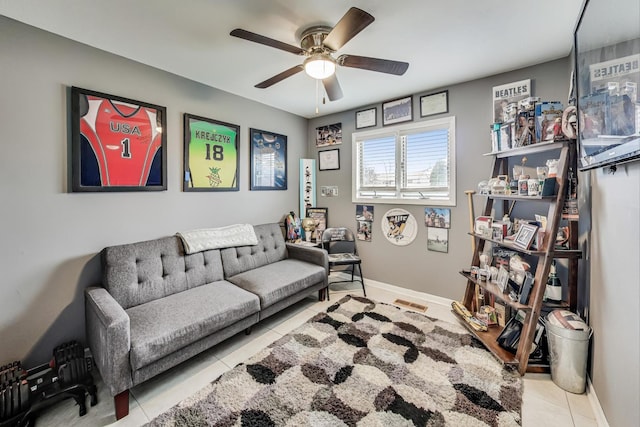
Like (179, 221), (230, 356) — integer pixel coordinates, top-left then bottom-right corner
(455, 138), (582, 375)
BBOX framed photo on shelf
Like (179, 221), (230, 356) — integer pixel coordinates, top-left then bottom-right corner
(183, 114), (239, 191)
(496, 266), (510, 292)
(249, 128), (287, 191)
(306, 207), (328, 242)
(382, 96), (413, 126)
(420, 90), (448, 117)
(315, 123), (342, 147)
(355, 107), (377, 129)
(318, 149), (340, 171)
(70, 86), (167, 192)
(474, 216), (493, 237)
(513, 223), (538, 250)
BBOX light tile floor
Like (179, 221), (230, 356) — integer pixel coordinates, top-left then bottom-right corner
(35, 284), (598, 426)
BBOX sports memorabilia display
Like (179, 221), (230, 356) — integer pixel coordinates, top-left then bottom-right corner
(183, 114), (239, 191)
(71, 87), (167, 192)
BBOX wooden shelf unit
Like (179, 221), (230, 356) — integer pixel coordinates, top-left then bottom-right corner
(461, 139), (581, 375)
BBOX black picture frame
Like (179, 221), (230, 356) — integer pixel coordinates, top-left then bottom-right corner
(249, 128), (287, 191)
(183, 113), (240, 191)
(318, 149), (340, 171)
(355, 107), (377, 129)
(70, 86), (167, 192)
(315, 123), (342, 147)
(382, 95), (413, 126)
(420, 90), (449, 117)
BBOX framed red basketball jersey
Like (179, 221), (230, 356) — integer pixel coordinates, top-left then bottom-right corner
(70, 87), (167, 192)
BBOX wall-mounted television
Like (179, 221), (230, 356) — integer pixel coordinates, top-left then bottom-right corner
(575, 0), (640, 171)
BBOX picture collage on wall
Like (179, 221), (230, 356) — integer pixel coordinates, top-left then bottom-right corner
(425, 207), (450, 253)
(69, 86), (293, 194)
(355, 205), (374, 242)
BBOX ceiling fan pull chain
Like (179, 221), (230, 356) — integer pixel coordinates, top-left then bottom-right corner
(315, 79), (320, 114)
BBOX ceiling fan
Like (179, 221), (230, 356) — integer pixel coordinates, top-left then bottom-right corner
(230, 7), (409, 101)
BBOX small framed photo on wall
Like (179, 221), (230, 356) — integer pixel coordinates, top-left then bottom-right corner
(318, 149), (340, 171)
(382, 96), (413, 126)
(315, 123), (342, 147)
(355, 107), (377, 129)
(420, 90), (448, 117)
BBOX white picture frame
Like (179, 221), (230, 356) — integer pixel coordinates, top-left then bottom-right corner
(513, 223), (538, 250)
(497, 266), (510, 292)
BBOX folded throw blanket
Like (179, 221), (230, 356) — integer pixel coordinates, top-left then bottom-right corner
(177, 224), (258, 254)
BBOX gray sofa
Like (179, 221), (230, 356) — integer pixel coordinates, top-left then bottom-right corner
(85, 223), (328, 419)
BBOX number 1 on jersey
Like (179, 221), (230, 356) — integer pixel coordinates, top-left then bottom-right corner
(121, 138), (131, 158)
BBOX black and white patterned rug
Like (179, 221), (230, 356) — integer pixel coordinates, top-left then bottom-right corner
(148, 295), (522, 426)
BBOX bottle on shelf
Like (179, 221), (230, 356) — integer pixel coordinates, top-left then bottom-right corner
(544, 260), (563, 303)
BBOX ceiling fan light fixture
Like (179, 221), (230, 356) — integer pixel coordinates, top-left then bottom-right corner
(303, 54), (336, 80)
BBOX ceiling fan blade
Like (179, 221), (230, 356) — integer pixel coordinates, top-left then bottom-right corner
(255, 65), (304, 89)
(322, 74), (343, 101)
(230, 29), (305, 55)
(337, 54), (409, 76)
(323, 7), (375, 51)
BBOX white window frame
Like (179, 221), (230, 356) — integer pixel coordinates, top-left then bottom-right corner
(352, 116), (456, 206)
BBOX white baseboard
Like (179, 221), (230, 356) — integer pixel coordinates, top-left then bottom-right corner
(362, 277), (455, 307)
(586, 376), (609, 427)
(329, 273), (453, 307)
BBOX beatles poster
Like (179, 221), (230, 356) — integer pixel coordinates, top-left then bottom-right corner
(492, 79), (531, 123)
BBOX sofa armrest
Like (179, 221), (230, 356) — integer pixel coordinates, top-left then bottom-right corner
(85, 286), (132, 396)
(286, 243), (329, 280)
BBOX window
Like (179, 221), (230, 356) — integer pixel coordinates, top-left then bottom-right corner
(352, 116), (456, 206)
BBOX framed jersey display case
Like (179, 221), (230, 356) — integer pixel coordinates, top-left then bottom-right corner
(249, 128), (287, 191)
(70, 87), (167, 192)
(183, 113), (240, 191)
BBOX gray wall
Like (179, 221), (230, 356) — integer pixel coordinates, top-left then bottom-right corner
(307, 58), (572, 301)
(0, 17), (307, 365)
(587, 164), (640, 426)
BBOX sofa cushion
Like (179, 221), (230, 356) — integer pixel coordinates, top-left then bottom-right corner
(221, 223), (287, 278)
(126, 281), (259, 370)
(102, 236), (224, 309)
(226, 259), (325, 309)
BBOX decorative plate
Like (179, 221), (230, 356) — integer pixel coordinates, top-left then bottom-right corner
(381, 208), (418, 246)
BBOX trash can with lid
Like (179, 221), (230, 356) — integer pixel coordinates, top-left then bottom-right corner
(545, 309), (592, 393)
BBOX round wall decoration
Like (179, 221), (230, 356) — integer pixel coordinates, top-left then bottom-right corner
(381, 208), (418, 246)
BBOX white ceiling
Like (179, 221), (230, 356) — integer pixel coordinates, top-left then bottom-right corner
(1, 0), (584, 118)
